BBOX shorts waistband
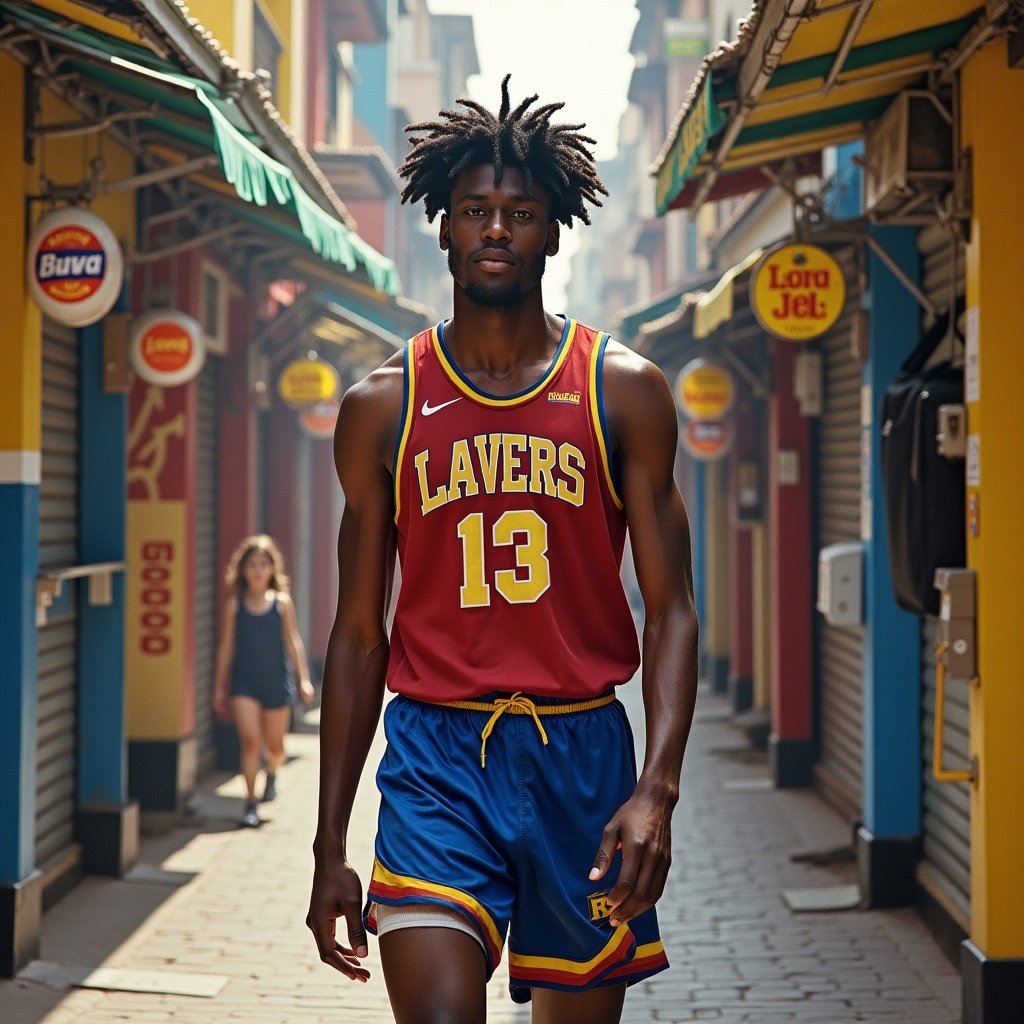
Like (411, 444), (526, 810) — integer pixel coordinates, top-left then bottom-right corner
(428, 691), (616, 716)
(416, 690), (616, 769)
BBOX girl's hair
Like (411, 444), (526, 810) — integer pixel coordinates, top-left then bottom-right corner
(225, 535), (290, 595)
(398, 74), (607, 227)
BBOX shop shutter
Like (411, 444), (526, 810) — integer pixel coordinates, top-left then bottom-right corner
(919, 617), (971, 928)
(36, 320), (80, 870)
(917, 222), (969, 925)
(193, 358), (220, 776)
(813, 248), (864, 823)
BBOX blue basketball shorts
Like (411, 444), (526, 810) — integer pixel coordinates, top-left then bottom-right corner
(363, 690), (669, 1003)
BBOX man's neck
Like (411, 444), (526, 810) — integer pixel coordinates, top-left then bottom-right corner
(446, 288), (560, 377)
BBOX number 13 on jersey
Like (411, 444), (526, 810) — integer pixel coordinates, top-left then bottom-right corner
(456, 509), (551, 607)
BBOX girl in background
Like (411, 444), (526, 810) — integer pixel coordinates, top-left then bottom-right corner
(214, 535), (314, 828)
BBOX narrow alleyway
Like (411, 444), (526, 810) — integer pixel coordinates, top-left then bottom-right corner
(1, 685), (960, 1024)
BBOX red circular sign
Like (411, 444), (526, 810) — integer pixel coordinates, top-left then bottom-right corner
(140, 320), (194, 374)
(682, 419), (732, 461)
(130, 311), (206, 387)
(300, 399), (341, 440)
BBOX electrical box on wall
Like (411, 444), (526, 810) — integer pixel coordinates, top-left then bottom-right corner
(817, 542), (863, 626)
(793, 349), (823, 416)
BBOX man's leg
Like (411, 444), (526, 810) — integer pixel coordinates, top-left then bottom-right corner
(530, 983), (626, 1024)
(380, 927), (488, 1024)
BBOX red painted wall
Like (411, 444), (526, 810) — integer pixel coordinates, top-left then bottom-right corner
(769, 340), (813, 741)
(345, 199), (388, 255)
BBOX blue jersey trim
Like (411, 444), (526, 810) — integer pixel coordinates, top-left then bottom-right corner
(595, 334), (624, 502)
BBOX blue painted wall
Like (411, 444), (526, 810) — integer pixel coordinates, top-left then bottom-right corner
(0, 483), (39, 882)
(861, 224), (923, 837)
(77, 322), (128, 807)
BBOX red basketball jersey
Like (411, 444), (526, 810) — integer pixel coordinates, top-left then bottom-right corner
(388, 317), (640, 702)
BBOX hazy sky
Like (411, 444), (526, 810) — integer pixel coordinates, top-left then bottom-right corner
(424, 0), (640, 308)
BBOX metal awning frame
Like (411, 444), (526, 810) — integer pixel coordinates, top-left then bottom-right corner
(676, 0), (1016, 219)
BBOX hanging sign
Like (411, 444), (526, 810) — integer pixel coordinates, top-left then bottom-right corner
(751, 243), (846, 342)
(299, 399), (341, 440)
(682, 419), (732, 462)
(27, 207), (124, 327)
(278, 359), (339, 409)
(675, 358), (734, 420)
(130, 311), (206, 387)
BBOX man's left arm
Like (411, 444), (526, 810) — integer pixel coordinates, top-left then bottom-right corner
(589, 341), (700, 928)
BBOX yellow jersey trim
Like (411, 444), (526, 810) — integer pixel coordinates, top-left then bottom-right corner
(589, 332), (624, 510)
(508, 922), (632, 974)
(392, 342), (416, 523)
(370, 859), (505, 956)
(431, 318), (579, 407)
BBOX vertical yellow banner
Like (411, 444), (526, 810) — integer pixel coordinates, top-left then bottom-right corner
(126, 501), (189, 738)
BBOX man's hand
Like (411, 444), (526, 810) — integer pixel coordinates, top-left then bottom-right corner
(589, 782), (675, 927)
(307, 854), (371, 982)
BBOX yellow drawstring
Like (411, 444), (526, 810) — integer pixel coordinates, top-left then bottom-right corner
(478, 691), (549, 768)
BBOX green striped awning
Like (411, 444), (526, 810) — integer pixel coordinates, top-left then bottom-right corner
(1, 2), (398, 294)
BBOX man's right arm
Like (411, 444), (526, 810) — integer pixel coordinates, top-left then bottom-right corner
(306, 358), (402, 982)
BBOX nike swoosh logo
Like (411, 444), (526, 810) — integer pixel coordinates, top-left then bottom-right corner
(421, 397), (462, 417)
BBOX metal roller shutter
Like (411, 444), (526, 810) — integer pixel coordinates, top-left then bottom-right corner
(36, 320), (80, 870)
(813, 248), (864, 823)
(193, 359), (220, 776)
(917, 221), (969, 924)
(920, 617), (971, 928)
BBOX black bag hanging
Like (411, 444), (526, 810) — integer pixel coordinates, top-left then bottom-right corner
(879, 307), (966, 616)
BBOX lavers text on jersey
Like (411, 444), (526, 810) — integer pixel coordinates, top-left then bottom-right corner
(414, 432), (586, 515)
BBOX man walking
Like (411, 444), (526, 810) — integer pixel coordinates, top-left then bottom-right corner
(307, 77), (699, 1024)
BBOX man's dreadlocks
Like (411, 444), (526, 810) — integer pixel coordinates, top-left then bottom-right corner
(398, 75), (608, 228)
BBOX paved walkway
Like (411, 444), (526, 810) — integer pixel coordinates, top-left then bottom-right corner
(1, 686), (961, 1023)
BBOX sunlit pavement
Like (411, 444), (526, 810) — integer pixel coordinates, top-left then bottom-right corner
(0, 686), (959, 1024)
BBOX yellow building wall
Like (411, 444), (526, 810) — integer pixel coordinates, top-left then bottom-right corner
(960, 41), (1024, 959)
(34, 0), (144, 45)
(0, 54), (137, 457)
(0, 57), (39, 457)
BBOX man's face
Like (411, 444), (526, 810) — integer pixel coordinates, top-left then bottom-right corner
(439, 164), (560, 307)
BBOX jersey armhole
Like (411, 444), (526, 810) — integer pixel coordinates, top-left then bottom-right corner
(588, 332), (625, 511)
(392, 340), (416, 522)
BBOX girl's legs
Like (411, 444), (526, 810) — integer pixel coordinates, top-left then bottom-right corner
(261, 706), (291, 777)
(232, 696), (263, 803)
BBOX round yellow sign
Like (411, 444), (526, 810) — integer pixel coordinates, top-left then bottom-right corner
(278, 359), (340, 409)
(675, 359), (734, 420)
(751, 243), (846, 342)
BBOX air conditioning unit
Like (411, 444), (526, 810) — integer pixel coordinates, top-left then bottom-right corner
(863, 91), (953, 218)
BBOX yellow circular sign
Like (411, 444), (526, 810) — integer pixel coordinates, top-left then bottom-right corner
(675, 359), (734, 420)
(278, 359), (339, 409)
(751, 243), (846, 342)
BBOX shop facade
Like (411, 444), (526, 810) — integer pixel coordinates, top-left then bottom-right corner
(651, 3), (1024, 1018)
(0, 0), (416, 977)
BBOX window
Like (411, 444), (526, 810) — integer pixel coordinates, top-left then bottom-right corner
(253, 2), (283, 99)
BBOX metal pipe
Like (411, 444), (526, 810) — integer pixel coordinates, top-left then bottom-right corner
(864, 232), (938, 318)
(102, 154), (219, 195)
(937, 1), (1010, 85)
(127, 222), (244, 264)
(822, 0), (876, 93)
(690, 0), (815, 217)
(755, 58), (938, 110)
